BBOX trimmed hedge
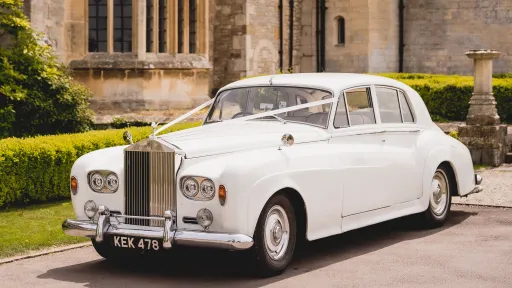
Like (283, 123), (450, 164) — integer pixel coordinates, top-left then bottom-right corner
(379, 73), (512, 123)
(0, 122), (200, 208)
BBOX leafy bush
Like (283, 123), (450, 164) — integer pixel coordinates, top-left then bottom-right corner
(0, 0), (93, 139)
(0, 122), (200, 208)
(378, 73), (512, 123)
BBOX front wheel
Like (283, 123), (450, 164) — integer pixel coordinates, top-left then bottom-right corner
(252, 194), (297, 277)
(422, 166), (452, 228)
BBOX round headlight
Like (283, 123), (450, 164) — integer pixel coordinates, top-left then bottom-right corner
(90, 172), (105, 192)
(196, 208), (213, 229)
(182, 178), (199, 198)
(84, 200), (97, 219)
(106, 173), (119, 192)
(200, 179), (215, 199)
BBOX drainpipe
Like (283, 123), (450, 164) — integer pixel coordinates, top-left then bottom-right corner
(320, 0), (326, 71)
(398, 0), (404, 72)
(288, 0), (294, 73)
(279, 0), (283, 71)
(316, 0), (320, 72)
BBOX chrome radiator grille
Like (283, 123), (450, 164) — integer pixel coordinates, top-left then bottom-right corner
(124, 144), (175, 226)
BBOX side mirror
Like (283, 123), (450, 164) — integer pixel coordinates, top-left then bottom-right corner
(123, 131), (134, 145)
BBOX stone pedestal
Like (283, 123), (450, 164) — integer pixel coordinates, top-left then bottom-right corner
(458, 50), (508, 167)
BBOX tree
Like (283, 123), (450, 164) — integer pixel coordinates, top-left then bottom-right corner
(0, 0), (93, 139)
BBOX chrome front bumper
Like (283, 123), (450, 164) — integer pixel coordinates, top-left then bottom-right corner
(62, 206), (253, 251)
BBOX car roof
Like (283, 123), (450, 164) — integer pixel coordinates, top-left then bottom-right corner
(217, 73), (435, 128)
(218, 73), (411, 94)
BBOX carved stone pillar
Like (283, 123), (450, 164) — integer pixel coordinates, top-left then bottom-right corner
(458, 49), (508, 166)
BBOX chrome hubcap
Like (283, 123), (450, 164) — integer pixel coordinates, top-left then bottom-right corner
(264, 205), (289, 261)
(430, 170), (449, 216)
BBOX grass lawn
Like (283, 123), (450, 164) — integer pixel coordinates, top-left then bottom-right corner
(0, 201), (87, 259)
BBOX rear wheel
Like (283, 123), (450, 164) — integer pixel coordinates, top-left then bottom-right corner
(422, 166), (452, 228)
(252, 194), (297, 277)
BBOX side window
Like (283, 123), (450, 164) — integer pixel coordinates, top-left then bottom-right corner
(344, 87), (376, 126)
(334, 94), (349, 128)
(398, 91), (414, 123)
(375, 87), (402, 123)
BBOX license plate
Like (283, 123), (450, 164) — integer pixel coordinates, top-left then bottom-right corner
(112, 236), (161, 251)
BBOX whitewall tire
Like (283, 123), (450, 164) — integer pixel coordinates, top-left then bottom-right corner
(252, 194), (297, 277)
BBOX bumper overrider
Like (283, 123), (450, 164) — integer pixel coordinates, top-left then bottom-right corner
(62, 206), (254, 251)
(466, 173), (484, 196)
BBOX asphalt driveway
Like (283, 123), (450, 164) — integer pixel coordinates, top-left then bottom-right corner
(1, 205), (511, 288)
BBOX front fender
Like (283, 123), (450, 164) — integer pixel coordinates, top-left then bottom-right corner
(70, 145), (128, 220)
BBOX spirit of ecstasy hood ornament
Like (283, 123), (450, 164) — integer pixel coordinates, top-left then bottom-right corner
(150, 122), (159, 139)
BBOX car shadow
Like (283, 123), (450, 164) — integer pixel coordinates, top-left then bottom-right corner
(38, 209), (476, 288)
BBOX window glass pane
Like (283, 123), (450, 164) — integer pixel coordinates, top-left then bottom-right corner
(88, 0), (107, 52)
(98, 5), (107, 17)
(146, 0), (154, 52)
(376, 87), (402, 123)
(206, 87), (333, 128)
(399, 91), (414, 123)
(158, 0), (167, 53)
(345, 88), (376, 126)
(189, 0), (197, 53)
(178, 0), (184, 53)
(334, 94), (349, 128)
(114, 0), (132, 53)
(338, 17), (345, 44)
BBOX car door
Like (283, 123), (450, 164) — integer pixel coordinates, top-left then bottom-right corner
(374, 86), (423, 204)
(330, 86), (395, 216)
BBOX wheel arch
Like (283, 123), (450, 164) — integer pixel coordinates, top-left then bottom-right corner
(438, 161), (459, 197)
(250, 187), (308, 242)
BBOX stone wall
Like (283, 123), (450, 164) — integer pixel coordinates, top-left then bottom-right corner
(368, 0), (399, 73)
(247, 0), (281, 76)
(404, 0), (512, 74)
(71, 54), (211, 111)
(211, 0), (248, 91)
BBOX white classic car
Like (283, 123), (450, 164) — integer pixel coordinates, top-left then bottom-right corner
(63, 73), (483, 276)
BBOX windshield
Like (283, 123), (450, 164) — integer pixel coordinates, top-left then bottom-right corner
(205, 86), (334, 128)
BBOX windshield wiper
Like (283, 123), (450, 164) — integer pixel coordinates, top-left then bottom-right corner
(252, 114), (287, 124)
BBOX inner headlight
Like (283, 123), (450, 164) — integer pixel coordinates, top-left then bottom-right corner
(182, 177), (199, 198)
(200, 179), (215, 199)
(88, 171), (119, 193)
(106, 173), (119, 192)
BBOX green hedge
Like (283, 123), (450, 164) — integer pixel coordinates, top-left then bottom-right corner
(0, 122), (200, 208)
(379, 73), (512, 123)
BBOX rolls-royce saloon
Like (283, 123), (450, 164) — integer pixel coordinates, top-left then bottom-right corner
(63, 73), (483, 276)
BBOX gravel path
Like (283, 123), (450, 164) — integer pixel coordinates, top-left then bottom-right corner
(453, 164), (512, 207)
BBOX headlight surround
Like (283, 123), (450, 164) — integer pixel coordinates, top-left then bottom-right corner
(181, 176), (215, 201)
(88, 171), (119, 193)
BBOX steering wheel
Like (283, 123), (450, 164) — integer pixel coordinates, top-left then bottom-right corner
(232, 112), (253, 119)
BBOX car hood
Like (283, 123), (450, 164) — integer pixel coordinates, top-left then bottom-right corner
(158, 121), (330, 158)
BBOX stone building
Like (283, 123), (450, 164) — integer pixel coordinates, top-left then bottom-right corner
(23, 0), (512, 113)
